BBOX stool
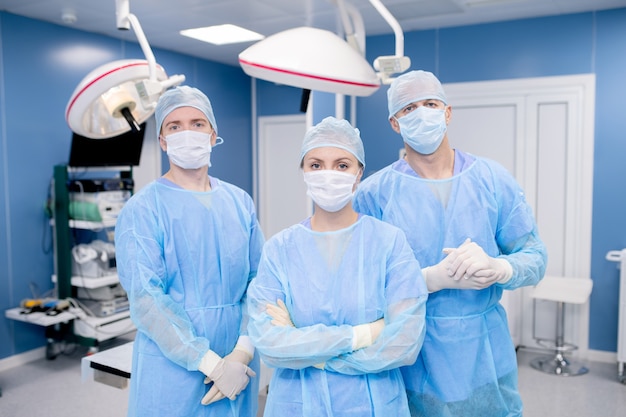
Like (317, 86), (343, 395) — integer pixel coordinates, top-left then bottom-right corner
(529, 275), (593, 376)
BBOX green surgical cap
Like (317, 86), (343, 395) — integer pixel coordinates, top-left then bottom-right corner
(387, 70), (448, 118)
(300, 116), (365, 167)
(155, 86), (218, 139)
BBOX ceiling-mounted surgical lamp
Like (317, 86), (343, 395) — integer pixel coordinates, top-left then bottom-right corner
(65, 0), (185, 139)
(239, 26), (380, 97)
(238, 0), (410, 96)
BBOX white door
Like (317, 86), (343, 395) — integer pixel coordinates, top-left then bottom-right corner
(257, 115), (311, 239)
(445, 74), (595, 352)
(256, 114), (310, 391)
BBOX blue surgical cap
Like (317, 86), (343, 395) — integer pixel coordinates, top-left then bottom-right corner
(300, 116), (365, 167)
(387, 70), (448, 119)
(154, 86), (218, 139)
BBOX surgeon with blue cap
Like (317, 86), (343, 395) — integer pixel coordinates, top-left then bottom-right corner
(115, 85), (264, 417)
(353, 70), (548, 416)
(247, 116), (428, 416)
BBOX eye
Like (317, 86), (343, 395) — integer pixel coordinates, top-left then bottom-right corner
(338, 162), (349, 170)
(402, 103), (416, 114)
(310, 162), (321, 170)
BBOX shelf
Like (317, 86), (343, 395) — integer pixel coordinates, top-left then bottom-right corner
(52, 273), (119, 288)
(50, 218), (117, 229)
(69, 218), (117, 229)
(6, 307), (135, 342)
(5, 307), (80, 327)
(74, 311), (134, 342)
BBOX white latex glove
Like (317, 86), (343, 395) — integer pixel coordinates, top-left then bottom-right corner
(198, 350), (256, 404)
(352, 318), (385, 350)
(422, 253), (454, 293)
(266, 299), (294, 327)
(445, 238), (513, 288)
(202, 347), (253, 405)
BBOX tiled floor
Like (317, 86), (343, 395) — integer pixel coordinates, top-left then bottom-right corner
(0, 340), (624, 417)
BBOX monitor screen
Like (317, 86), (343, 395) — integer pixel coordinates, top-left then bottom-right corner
(68, 123), (146, 167)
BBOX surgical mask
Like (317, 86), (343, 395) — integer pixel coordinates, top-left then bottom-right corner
(164, 130), (212, 169)
(303, 170), (358, 213)
(396, 106), (447, 155)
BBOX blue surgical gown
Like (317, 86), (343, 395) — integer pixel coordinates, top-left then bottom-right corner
(115, 176), (264, 417)
(247, 214), (428, 417)
(353, 152), (547, 417)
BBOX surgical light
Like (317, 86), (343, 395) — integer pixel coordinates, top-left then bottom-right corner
(65, 0), (184, 139)
(239, 26), (380, 97)
(238, 0), (410, 96)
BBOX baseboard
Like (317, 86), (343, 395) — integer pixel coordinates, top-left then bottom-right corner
(587, 348), (618, 364)
(0, 347), (46, 373)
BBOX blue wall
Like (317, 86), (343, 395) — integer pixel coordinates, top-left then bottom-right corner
(349, 9), (626, 353)
(2, 8), (626, 360)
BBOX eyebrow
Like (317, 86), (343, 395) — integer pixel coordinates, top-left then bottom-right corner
(164, 118), (208, 127)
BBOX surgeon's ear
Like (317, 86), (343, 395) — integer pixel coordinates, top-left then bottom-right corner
(444, 105), (452, 124)
(210, 130), (218, 147)
(353, 167), (364, 192)
(159, 135), (167, 152)
(389, 117), (401, 134)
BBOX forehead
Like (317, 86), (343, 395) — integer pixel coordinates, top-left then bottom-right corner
(304, 146), (356, 161)
(163, 106), (207, 124)
(403, 98), (445, 107)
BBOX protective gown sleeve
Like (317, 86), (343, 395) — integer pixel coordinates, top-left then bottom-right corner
(322, 296), (426, 375)
(489, 162), (548, 290)
(115, 204), (210, 370)
(237, 197), (265, 343)
(321, 234), (427, 375)
(246, 249), (357, 369)
(247, 224), (428, 374)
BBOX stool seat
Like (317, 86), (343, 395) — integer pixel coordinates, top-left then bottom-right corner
(531, 276), (593, 304)
(529, 275), (593, 376)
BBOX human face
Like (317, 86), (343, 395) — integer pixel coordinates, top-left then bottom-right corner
(302, 146), (363, 213)
(159, 106), (216, 150)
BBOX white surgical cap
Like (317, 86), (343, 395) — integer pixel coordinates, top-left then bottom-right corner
(300, 116), (365, 167)
(155, 86), (218, 139)
(387, 70), (448, 118)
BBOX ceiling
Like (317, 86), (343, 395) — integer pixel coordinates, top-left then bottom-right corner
(2, 0), (626, 67)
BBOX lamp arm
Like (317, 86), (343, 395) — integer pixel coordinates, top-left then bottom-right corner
(126, 14), (158, 82)
(334, 0), (365, 55)
(368, 0), (404, 57)
(115, 0), (157, 82)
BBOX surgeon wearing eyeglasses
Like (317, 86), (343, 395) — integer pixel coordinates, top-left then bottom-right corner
(246, 116), (428, 417)
(115, 86), (264, 417)
(353, 70), (548, 416)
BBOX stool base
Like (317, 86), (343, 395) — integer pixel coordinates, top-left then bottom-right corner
(530, 353), (589, 376)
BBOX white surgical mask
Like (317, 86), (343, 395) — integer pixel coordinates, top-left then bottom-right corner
(396, 106), (447, 155)
(165, 130), (212, 169)
(303, 170), (358, 213)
